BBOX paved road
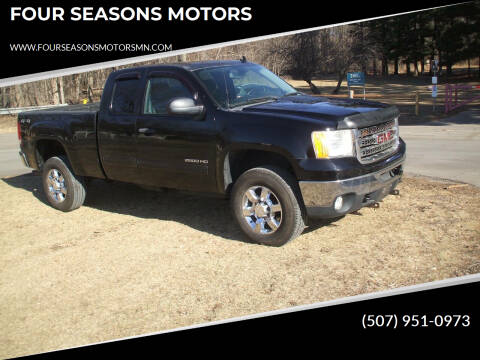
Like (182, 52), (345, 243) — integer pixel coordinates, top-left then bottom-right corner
(1, 108), (479, 186)
(400, 108), (480, 187)
(0, 133), (30, 178)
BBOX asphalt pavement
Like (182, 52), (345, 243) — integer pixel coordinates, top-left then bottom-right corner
(0, 133), (30, 178)
(400, 107), (480, 187)
(1, 108), (479, 186)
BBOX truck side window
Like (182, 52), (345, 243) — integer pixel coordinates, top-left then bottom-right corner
(111, 78), (140, 114)
(197, 69), (229, 108)
(144, 77), (193, 115)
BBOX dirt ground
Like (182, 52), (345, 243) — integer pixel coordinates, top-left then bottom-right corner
(1, 172), (479, 358)
(0, 115), (17, 134)
(288, 75), (480, 124)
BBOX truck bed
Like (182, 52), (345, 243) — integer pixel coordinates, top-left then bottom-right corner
(21, 102), (100, 114)
(18, 102), (105, 179)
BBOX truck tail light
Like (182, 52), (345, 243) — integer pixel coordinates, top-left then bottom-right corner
(17, 121), (21, 140)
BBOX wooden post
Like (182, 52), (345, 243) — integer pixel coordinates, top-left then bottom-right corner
(454, 85), (458, 107)
(445, 84), (449, 113)
(415, 91), (419, 116)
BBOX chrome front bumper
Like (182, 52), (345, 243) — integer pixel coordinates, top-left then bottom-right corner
(299, 156), (405, 218)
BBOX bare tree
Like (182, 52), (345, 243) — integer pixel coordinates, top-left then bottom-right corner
(282, 32), (324, 94)
(262, 36), (291, 75)
(325, 25), (366, 93)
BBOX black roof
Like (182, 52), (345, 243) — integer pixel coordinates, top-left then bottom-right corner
(126, 60), (253, 73)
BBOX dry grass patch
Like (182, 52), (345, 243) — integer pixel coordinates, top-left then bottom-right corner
(0, 173), (479, 358)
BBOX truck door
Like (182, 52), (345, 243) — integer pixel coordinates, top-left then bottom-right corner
(97, 72), (142, 183)
(135, 71), (218, 192)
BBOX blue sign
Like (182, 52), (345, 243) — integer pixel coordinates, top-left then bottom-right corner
(347, 72), (365, 86)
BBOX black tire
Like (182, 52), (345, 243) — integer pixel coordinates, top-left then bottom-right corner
(42, 156), (86, 212)
(230, 166), (305, 246)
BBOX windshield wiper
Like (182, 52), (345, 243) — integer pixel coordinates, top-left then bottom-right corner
(230, 96), (279, 109)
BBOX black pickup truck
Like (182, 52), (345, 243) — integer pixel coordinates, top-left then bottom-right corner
(18, 60), (405, 246)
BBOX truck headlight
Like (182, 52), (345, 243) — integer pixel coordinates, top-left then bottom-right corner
(311, 130), (355, 159)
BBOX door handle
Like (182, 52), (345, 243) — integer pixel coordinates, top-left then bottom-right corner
(138, 127), (155, 135)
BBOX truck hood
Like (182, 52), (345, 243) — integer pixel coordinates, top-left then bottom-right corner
(238, 95), (389, 122)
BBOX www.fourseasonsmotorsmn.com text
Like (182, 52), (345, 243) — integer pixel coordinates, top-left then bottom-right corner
(9, 43), (173, 53)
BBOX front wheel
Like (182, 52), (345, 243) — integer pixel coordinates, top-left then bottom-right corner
(42, 156), (86, 212)
(230, 166), (305, 246)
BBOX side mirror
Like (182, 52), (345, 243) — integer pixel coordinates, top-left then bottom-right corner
(167, 98), (205, 117)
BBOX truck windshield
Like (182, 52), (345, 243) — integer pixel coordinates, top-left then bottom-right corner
(193, 64), (298, 109)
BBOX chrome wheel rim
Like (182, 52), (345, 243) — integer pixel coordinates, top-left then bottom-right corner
(47, 169), (67, 203)
(242, 186), (282, 234)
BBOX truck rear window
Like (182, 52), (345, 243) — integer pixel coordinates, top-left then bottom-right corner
(111, 78), (140, 114)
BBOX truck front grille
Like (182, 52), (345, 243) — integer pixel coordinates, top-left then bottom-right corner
(355, 118), (399, 164)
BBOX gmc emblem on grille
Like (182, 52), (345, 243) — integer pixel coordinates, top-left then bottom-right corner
(356, 119), (398, 164)
(377, 131), (392, 144)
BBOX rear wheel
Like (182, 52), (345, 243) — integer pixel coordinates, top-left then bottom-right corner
(231, 166), (305, 246)
(42, 156), (86, 212)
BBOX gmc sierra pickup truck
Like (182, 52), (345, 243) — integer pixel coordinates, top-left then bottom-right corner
(18, 60), (405, 246)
